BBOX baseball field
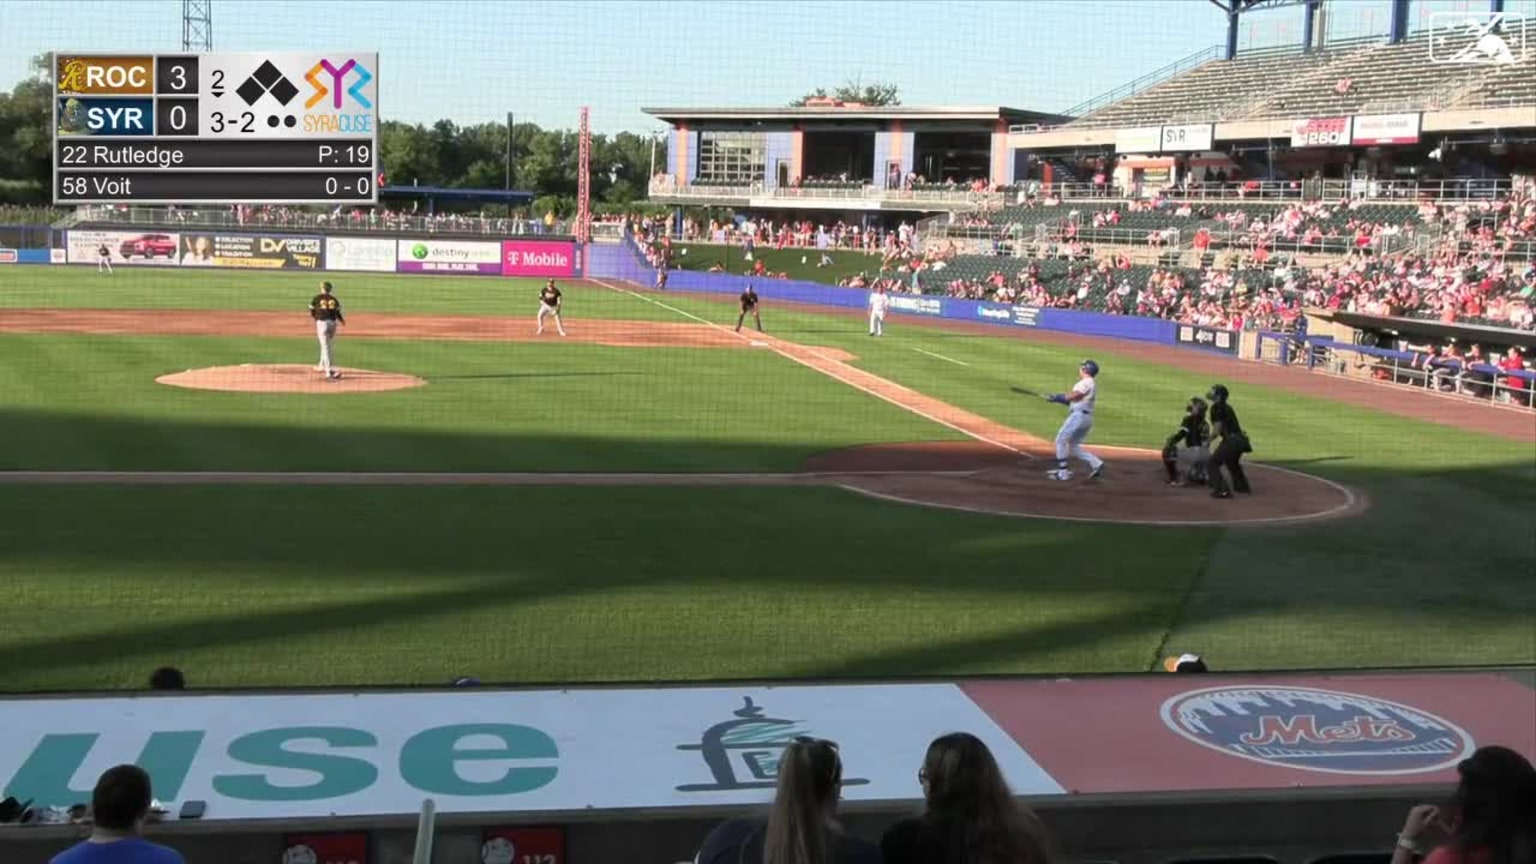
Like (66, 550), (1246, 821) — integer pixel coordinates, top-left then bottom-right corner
(0, 265), (1531, 693)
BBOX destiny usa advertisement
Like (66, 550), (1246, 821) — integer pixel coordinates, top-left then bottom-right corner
(179, 234), (323, 269)
(396, 239), (502, 274)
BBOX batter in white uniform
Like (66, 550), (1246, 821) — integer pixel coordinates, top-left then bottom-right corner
(868, 285), (889, 336)
(1045, 359), (1105, 480)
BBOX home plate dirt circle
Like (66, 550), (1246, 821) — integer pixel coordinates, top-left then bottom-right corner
(804, 442), (1364, 527)
(156, 364), (426, 394)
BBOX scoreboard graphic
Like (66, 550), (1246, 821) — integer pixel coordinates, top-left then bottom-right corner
(53, 52), (379, 205)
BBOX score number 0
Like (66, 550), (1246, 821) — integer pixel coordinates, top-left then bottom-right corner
(325, 175), (372, 196)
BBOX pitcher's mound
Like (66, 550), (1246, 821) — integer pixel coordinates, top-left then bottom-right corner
(156, 364), (426, 394)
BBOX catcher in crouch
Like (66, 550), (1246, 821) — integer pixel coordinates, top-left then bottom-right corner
(1161, 396), (1211, 486)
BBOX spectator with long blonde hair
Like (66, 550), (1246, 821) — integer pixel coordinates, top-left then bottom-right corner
(695, 737), (881, 864)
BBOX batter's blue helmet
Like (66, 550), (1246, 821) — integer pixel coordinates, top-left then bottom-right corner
(1080, 359), (1100, 377)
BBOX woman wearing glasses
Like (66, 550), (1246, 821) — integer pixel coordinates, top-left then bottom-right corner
(880, 732), (1054, 864)
(695, 737), (881, 864)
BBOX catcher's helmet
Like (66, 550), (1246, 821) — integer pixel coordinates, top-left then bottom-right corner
(1080, 359), (1100, 377)
(1188, 396), (1208, 417)
(1207, 384), (1230, 403)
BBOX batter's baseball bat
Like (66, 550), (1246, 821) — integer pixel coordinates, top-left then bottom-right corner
(1010, 385), (1049, 400)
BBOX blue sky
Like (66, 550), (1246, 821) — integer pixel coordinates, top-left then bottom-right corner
(3, 0), (1532, 134)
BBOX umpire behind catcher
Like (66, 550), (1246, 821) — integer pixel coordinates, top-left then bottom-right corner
(1206, 384), (1252, 498)
(1161, 396), (1211, 486)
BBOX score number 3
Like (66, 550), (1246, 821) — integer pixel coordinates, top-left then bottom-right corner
(210, 111), (255, 134)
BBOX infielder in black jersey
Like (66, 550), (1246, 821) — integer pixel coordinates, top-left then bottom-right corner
(1161, 396), (1211, 486)
(536, 279), (566, 336)
(735, 285), (762, 333)
(1206, 384), (1253, 498)
(308, 281), (345, 379)
(97, 244), (113, 274)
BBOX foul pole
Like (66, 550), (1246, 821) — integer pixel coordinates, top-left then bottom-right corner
(576, 107), (592, 244)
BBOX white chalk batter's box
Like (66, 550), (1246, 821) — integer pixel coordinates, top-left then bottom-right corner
(198, 52), (377, 139)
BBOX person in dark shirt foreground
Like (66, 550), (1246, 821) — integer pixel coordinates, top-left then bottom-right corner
(881, 732), (1053, 864)
(695, 736), (880, 864)
(51, 764), (183, 864)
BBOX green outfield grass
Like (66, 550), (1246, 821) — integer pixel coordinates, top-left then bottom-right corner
(0, 264), (1531, 690)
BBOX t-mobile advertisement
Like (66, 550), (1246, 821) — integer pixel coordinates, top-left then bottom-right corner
(502, 240), (578, 277)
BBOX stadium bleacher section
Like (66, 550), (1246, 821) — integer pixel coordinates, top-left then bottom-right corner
(1065, 31), (1536, 128)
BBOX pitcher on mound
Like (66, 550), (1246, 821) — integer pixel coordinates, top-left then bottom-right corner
(308, 281), (345, 379)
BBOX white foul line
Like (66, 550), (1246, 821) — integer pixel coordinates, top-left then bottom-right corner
(910, 347), (970, 367)
(588, 279), (1024, 456)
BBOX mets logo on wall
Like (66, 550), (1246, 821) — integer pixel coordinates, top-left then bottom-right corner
(1160, 686), (1475, 775)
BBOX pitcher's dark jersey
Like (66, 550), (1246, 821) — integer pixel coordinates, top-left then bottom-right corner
(310, 293), (343, 322)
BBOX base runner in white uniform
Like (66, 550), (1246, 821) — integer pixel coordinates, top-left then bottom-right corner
(868, 285), (889, 336)
(1045, 359), (1105, 480)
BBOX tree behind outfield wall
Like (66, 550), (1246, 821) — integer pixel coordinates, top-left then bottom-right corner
(790, 79), (901, 107)
(0, 55), (53, 203)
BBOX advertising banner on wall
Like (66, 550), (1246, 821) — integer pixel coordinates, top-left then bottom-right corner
(178, 234), (323, 269)
(325, 237), (397, 273)
(1159, 124), (1214, 152)
(283, 833), (369, 864)
(1177, 324), (1239, 354)
(396, 239), (502, 274)
(501, 240), (578, 277)
(1350, 113), (1421, 146)
(888, 294), (944, 316)
(1291, 117), (1352, 147)
(65, 229), (182, 265)
(1114, 126), (1162, 154)
(482, 827), (565, 864)
(0, 684), (1057, 820)
(0, 249), (16, 264)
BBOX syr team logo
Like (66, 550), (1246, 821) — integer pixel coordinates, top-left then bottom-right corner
(305, 58), (374, 110)
(1161, 686), (1475, 775)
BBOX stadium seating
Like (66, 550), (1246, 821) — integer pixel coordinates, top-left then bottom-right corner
(1068, 31), (1535, 128)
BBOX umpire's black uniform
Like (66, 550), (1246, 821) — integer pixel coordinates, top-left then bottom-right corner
(1206, 384), (1252, 498)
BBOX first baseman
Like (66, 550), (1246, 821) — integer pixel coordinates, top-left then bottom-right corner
(1044, 360), (1105, 481)
(537, 279), (566, 336)
(736, 284), (762, 333)
(308, 281), (345, 379)
(868, 285), (889, 336)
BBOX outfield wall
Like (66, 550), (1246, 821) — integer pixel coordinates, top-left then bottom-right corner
(27, 227), (1243, 351)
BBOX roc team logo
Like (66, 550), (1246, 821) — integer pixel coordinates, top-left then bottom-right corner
(1160, 686), (1476, 775)
(305, 58), (373, 110)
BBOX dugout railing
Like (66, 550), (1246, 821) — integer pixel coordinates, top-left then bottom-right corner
(1254, 333), (1536, 411)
